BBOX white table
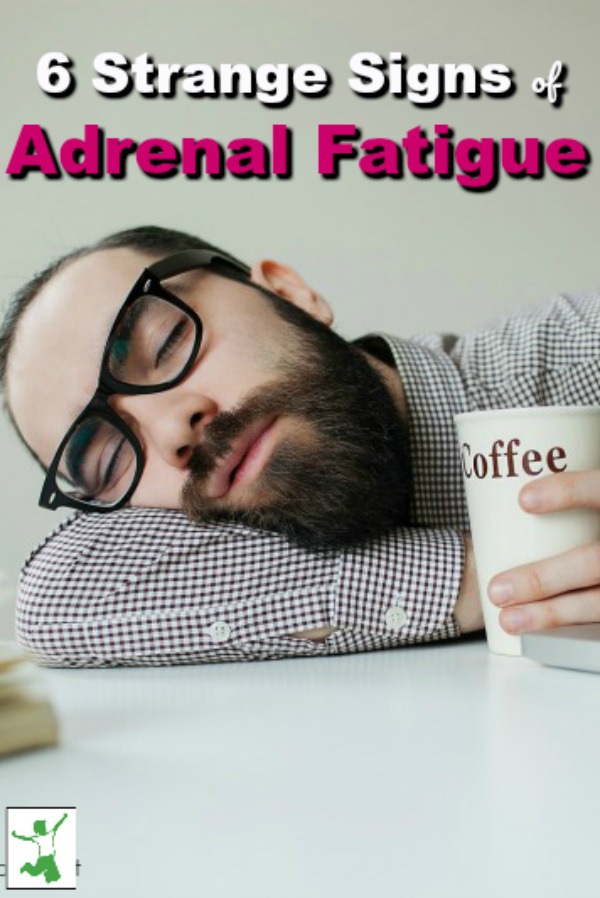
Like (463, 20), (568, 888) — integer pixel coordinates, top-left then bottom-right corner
(1, 637), (598, 898)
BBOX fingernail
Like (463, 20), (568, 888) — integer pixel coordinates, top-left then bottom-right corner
(488, 578), (514, 605)
(502, 609), (529, 633)
(521, 488), (542, 511)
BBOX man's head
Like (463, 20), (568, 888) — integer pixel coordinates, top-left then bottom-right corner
(0, 226), (412, 548)
(33, 820), (47, 836)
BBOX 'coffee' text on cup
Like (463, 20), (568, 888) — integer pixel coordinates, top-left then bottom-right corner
(460, 439), (567, 480)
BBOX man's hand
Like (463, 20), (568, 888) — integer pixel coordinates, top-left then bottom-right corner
(488, 471), (600, 634)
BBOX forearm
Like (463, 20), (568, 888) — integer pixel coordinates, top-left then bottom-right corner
(454, 535), (484, 634)
(17, 510), (467, 666)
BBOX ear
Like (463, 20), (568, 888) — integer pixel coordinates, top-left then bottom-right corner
(249, 259), (334, 326)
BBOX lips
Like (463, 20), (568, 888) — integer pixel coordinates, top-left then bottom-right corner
(204, 417), (277, 499)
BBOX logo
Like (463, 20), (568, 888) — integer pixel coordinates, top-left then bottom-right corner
(3, 808), (78, 890)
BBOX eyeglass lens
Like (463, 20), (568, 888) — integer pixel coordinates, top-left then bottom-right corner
(108, 292), (197, 386)
(55, 293), (198, 507)
(55, 415), (138, 507)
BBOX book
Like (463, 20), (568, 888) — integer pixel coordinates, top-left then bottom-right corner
(0, 642), (59, 757)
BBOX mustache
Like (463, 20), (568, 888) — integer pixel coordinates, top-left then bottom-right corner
(186, 411), (251, 481)
(185, 379), (298, 483)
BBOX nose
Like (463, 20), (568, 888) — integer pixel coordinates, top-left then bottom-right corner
(109, 388), (218, 468)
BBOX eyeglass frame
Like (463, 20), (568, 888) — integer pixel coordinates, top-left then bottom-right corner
(39, 248), (251, 514)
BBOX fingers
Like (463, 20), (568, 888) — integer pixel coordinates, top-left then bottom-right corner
(501, 468), (600, 633)
(489, 540), (600, 605)
(489, 538), (600, 634)
(499, 587), (600, 634)
(520, 469), (600, 513)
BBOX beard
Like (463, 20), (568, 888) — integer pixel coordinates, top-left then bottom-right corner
(180, 293), (413, 549)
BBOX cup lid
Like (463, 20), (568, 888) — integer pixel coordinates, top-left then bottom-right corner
(454, 405), (600, 423)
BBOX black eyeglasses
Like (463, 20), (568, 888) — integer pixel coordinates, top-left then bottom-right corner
(39, 248), (251, 514)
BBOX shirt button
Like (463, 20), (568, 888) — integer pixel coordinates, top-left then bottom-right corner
(385, 606), (408, 632)
(207, 621), (231, 643)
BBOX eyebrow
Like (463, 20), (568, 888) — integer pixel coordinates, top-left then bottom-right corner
(164, 276), (192, 293)
(161, 268), (208, 296)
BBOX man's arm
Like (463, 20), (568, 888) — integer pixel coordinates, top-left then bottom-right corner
(52, 814), (68, 833)
(11, 831), (35, 842)
(16, 507), (470, 667)
(447, 291), (600, 635)
(454, 536), (484, 633)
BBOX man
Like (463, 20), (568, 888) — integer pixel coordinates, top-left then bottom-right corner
(11, 813), (68, 884)
(1, 226), (600, 667)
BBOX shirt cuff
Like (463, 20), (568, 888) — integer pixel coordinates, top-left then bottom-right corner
(332, 526), (464, 647)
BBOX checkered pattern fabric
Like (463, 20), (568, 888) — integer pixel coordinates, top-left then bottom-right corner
(16, 290), (600, 667)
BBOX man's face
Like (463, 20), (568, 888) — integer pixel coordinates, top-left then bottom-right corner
(8, 247), (412, 548)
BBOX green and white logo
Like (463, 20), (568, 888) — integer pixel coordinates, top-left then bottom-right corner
(6, 807), (77, 890)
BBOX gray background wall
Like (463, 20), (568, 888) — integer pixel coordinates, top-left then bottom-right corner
(0, 0), (598, 637)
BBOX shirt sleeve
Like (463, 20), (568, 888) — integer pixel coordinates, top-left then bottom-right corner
(16, 508), (464, 668)
(446, 290), (600, 410)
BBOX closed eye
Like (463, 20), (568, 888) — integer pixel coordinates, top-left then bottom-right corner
(102, 437), (127, 489)
(155, 318), (191, 368)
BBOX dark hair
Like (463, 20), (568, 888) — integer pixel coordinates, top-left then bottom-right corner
(0, 225), (248, 470)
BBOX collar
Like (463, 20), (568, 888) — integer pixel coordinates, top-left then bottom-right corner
(356, 333), (470, 528)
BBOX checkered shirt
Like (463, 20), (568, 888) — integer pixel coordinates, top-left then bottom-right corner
(16, 290), (600, 667)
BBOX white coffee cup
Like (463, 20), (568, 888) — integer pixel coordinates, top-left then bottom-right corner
(454, 406), (600, 656)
